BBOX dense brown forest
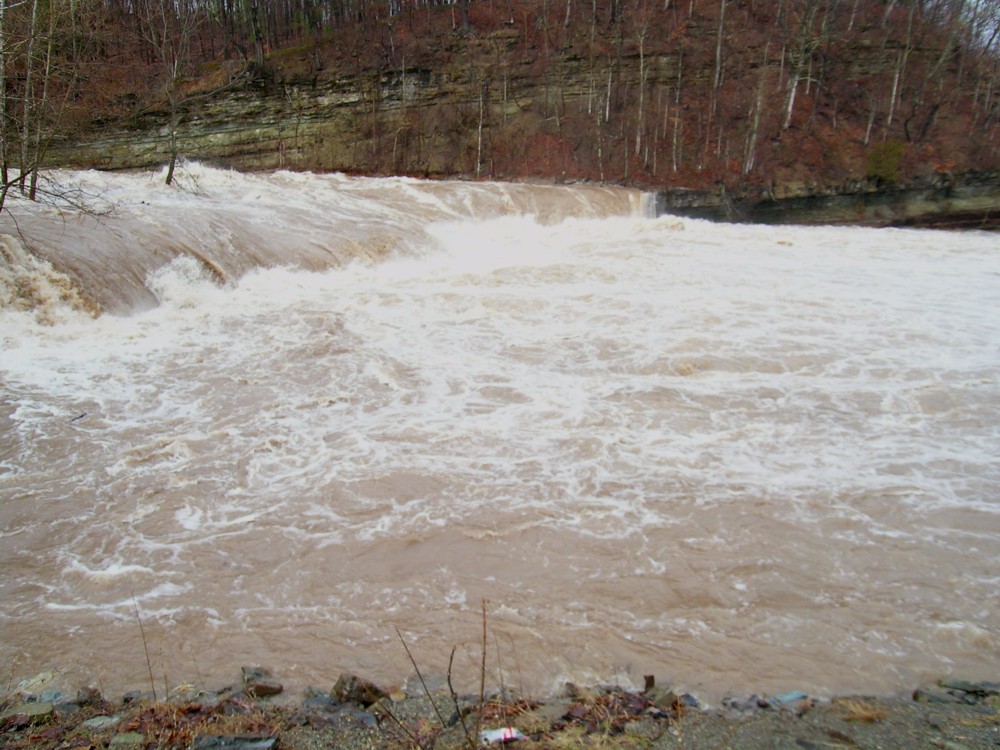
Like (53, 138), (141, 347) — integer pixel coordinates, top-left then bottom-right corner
(1, 0), (999, 202)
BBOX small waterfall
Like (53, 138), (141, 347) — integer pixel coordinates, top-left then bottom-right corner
(0, 165), (644, 317)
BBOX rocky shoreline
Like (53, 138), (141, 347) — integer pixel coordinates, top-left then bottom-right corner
(3, 668), (998, 749)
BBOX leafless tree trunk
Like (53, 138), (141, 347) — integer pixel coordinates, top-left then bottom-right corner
(743, 43), (769, 175)
(139, 0), (200, 184)
(635, 22), (647, 157)
(713, 0), (726, 92)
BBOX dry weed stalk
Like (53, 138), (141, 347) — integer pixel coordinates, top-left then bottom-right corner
(476, 599), (488, 745)
(839, 699), (888, 723)
(130, 591), (157, 701)
(389, 627), (448, 750)
(395, 626), (449, 729)
(447, 646), (476, 749)
(392, 599), (500, 750)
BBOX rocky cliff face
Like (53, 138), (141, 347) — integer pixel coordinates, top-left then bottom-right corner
(655, 173), (1000, 229)
(43, 8), (1000, 228)
(50, 28), (554, 176)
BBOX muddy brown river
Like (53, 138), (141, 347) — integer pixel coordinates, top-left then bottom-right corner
(2, 165), (998, 702)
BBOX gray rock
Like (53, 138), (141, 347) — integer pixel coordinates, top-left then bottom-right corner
(242, 667), (283, 698)
(331, 673), (387, 707)
(76, 686), (103, 706)
(679, 693), (700, 708)
(81, 715), (121, 730)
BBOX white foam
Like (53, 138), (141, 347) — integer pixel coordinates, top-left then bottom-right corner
(2, 169), (1000, 698)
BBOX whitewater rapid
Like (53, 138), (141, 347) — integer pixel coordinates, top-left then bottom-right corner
(1, 165), (999, 701)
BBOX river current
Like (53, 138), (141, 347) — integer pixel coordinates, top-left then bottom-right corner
(1, 165), (998, 702)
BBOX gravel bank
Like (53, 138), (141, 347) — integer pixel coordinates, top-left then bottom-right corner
(3, 671), (999, 749)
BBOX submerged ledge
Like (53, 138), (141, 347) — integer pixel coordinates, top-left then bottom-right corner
(4, 669), (999, 749)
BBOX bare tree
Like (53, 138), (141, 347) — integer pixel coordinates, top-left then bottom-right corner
(0, 0), (95, 213)
(138, 0), (200, 184)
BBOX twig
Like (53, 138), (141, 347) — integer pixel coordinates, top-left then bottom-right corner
(376, 699), (425, 750)
(130, 591), (158, 701)
(447, 646), (476, 750)
(475, 599), (488, 744)
(395, 626), (449, 730)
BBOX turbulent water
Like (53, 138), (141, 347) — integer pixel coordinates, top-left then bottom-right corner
(1, 164), (999, 702)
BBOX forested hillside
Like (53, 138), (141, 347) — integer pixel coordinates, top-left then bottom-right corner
(2, 0), (999, 198)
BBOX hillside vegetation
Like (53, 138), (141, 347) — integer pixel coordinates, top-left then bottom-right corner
(3, 0), (1000, 197)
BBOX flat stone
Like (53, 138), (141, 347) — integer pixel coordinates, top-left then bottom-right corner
(913, 686), (963, 704)
(938, 679), (1000, 696)
(192, 735), (279, 749)
(771, 690), (809, 706)
(12, 672), (58, 696)
(1, 701), (54, 723)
